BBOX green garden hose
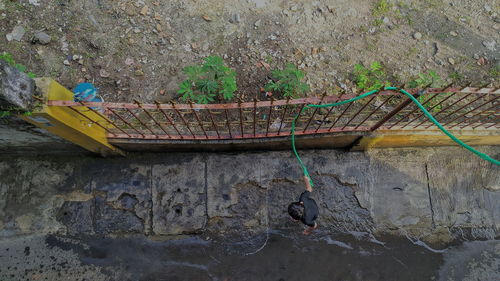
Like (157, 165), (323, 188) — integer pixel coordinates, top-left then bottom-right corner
(291, 87), (500, 187)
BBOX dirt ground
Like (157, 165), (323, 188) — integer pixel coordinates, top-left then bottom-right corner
(0, 0), (498, 103)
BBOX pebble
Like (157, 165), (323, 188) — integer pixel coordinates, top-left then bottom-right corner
(450, 31), (458, 37)
(382, 17), (390, 24)
(413, 32), (422, 40)
(63, 60), (70, 66)
(135, 70), (144, 76)
(140, 5), (148, 16)
(484, 4), (492, 13)
(233, 13), (241, 23)
(254, 19), (261, 28)
(482, 40), (496, 51)
(6, 25), (26, 42)
(33, 31), (51, 44)
(448, 57), (455, 65)
(473, 53), (480, 60)
(100, 69), (110, 78)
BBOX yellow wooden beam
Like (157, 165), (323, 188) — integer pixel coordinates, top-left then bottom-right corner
(19, 78), (124, 156)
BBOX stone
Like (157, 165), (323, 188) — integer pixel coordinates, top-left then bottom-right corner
(482, 40), (497, 51)
(413, 32), (422, 40)
(450, 31), (458, 37)
(32, 31), (51, 44)
(6, 25), (26, 42)
(140, 5), (148, 16)
(382, 17), (390, 24)
(63, 60), (70, 66)
(99, 69), (110, 78)
(0, 61), (35, 110)
(448, 57), (455, 65)
(254, 19), (261, 28)
(484, 4), (492, 13)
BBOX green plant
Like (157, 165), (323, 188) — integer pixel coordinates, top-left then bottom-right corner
(353, 61), (392, 91)
(372, 0), (393, 17)
(178, 56), (237, 104)
(408, 70), (442, 88)
(0, 52), (37, 78)
(264, 63), (310, 98)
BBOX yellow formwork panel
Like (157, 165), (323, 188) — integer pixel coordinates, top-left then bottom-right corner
(20, 78), (123, 156)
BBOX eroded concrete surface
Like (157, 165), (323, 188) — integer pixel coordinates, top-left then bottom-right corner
(0, 146), (499, 280)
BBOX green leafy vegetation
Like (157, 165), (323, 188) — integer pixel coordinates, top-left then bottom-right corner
(408, 70), (442, 88)
(0, 52), (37, 78)
(408, 70), (448, 113)
(353, 61), (392, 91)
(372, 0), (393, 17)
(178, 56), (237, 104)
(265, 63), (310, 98)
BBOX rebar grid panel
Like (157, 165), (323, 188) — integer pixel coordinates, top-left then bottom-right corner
(47, 87), (500, 140)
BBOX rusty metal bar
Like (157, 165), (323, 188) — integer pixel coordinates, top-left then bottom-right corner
(224, 108), (232, 138)
(342, 95), (376, 129)
(278, 97), (290, 135)
(407, 93), (456, 128)
(207, 109), (220, 139)
(238, 99), (244, 137)
(470, 109), (500, 129)
(189, 102), (208, 139)
(302, 94), (326, 133)
(314, 91), (347, 133)
(355, 95), (394, 129)
(76, 102), (131, 137)
(390, 93), (440, 129)
(266, 98), (274, 136)
(155, 101), (183, 138)
(371, 91), (419, 131)
(329, 102), (355, 131)
(294, 103), (307, 131)
(483, 115), (500, 129)
(135, 100), (170, 138)
(67, 106), (113, 133)
(444, 96), (499, 128)
(424, 94), (483, 129)
(126, 108), (156, 137)
(47, 86), (500, 110)
(171, 101), (196, 138)
(413, 93), (472, 128)
(108, 108), (144, 137)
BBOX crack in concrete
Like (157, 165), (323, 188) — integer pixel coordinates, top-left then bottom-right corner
(148, 164), (154, 235)
(204, 157), (209, 228)
(425, 164), (436, 229)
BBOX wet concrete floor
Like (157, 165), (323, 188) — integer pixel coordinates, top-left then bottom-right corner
(1, 230), (498, 281)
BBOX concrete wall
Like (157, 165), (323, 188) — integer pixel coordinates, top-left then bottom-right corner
(1, 147), (498, 243)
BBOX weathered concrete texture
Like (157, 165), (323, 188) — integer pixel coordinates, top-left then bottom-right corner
(0, 118), (84, 154)
(0, 60), (34, 110)
(0, 147), (498, 243)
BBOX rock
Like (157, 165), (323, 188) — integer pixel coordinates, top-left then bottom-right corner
(99, 69), (110, 78)
(382, 17), (390, 24)
(254, 19), (261, 28)
(32, 31), (51, 45)
(140, 5), (148, 16)
(6, 25), (26, 42)
(448, 57), (455, 65)
(482, 40), (497, 51)
(230, 13), (241, 23)
(477, 57), (488, 66)
(413, 32), (422, 40)
(134, 69), (144, 76)
(484, 4), (492, 13)
(63, 60), (70, 66)
(0, 60), (35, 110)
(473, 53), (480, 59)
(290, 5), (298, 11)
(125, 58), (134, 66)
(450, 31), (458, 37)
(202, 15), (212, 22)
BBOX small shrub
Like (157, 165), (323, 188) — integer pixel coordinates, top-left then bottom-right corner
(353, 61), (391, 91)
(372, 0), (393, 17)
(0, 52), (37, 78)
(178, 56), (237, 104)
(408, 70), (442, 88)
(265, 63), (310, 98)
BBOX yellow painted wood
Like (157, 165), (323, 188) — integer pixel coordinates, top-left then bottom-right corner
(20, 78), (123, 156)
